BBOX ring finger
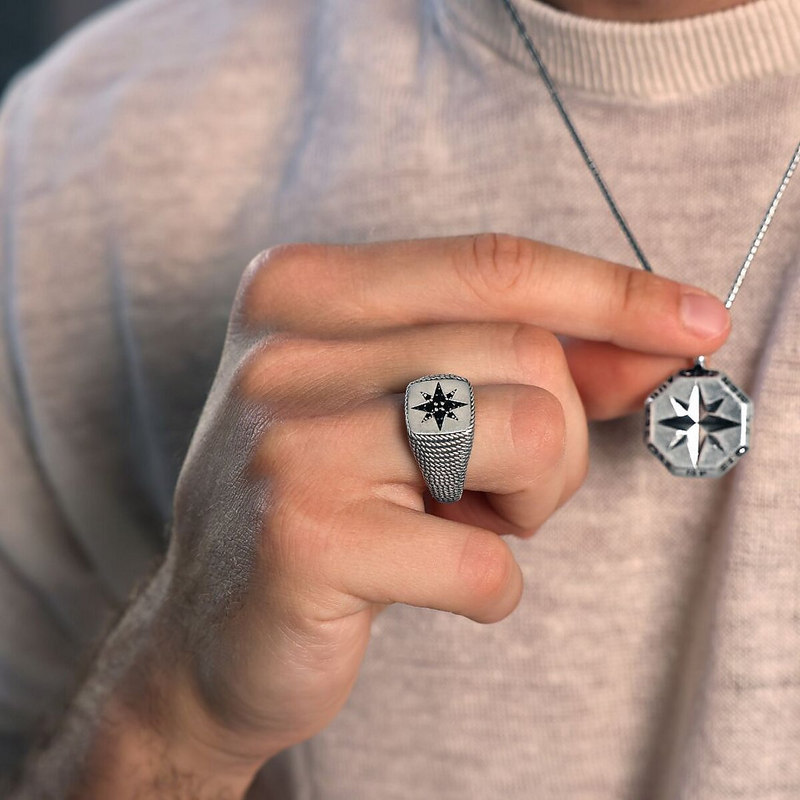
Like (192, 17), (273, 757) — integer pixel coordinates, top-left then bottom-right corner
(240, 322), (588, 502)
(257, 384), (575, 537)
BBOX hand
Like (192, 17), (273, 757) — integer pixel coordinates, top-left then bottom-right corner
(137, 234), (731, 787)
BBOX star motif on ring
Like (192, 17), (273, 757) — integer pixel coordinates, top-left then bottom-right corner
(657, 383), (741, 468)
(412, 381), (467, 431)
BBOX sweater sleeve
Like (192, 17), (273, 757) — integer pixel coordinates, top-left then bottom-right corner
(0, 70), (116, 780)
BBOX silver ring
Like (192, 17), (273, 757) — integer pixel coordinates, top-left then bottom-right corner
(404, 374), (475, 503)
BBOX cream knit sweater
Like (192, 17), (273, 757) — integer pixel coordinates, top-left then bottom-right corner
(1, 0), (800, 797)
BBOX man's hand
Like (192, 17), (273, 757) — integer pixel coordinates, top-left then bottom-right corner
(17, 234), (731, 798)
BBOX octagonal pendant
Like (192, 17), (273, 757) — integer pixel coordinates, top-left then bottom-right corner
(644, 359), (752, 478)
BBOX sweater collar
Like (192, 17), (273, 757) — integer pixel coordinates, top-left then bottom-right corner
(438, 0), (800, 100)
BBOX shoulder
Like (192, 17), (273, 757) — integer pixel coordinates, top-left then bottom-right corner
(13, 0), (315, 90)
(2, 0), (440, 184)
(5, 0), (437, 118)
(1, 0), (318, 163)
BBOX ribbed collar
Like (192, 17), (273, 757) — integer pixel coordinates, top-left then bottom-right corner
(439, 0), (800, 99)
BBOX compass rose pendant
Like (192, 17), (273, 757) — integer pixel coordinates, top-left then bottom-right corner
(644, 357), (752, 478)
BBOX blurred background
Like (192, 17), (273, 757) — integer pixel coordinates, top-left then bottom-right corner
(1, 0), (116, 95)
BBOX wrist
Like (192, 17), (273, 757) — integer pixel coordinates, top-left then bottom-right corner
(90, 658), (279, 798)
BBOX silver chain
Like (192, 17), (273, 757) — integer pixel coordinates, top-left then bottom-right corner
(724, 145), (800, 308)
(500, 0), (800, 311)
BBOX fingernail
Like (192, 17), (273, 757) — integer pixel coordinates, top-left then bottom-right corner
(680, 292), (729, 338)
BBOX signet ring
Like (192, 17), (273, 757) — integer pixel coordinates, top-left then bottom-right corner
(404, 374), (475, 504)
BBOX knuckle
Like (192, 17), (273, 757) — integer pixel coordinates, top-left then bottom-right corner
(234, 347), (269, 401)
(254, 417), (310, 477)
(613, 264), (654, 319)
(510, 324), (567, 387)
(262, 485), (365, 615)
(234, 335), (311, 400)
(456, 529), (516, 605)
(509, 387), (567, 469)
(257, 424), (339, 573)
(263, 491), (326, 578)
(261, 500), (322, 599)
(462, 233), (532, 300)
(236, 243), (327, 324)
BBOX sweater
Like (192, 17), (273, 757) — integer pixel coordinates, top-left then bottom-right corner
(1, 0), (800, 796)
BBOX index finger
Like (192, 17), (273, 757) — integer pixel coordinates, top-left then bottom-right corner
(240, 233), (731, 356)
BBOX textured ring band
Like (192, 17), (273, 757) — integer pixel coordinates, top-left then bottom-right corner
(404, 374), (475, 503)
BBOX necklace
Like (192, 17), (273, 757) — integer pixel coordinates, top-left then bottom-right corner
(499, 0), (800, 478)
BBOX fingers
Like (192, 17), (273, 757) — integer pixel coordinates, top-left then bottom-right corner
(562, 337), (697, 420)
(238, 321), (585, 421)
(317, 502), (525, 624)
(237, 322), (685, 444)
(239, 324), (586, 509)
(255, 384), (577, 537)
(239, 234), (731, 356)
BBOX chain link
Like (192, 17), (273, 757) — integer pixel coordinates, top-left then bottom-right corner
(500, 0), (800, 310)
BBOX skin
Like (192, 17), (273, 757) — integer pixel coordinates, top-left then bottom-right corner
(11, 2), (745, 798)
(12, 234), (731, 799)
(544, 0), (753, 21)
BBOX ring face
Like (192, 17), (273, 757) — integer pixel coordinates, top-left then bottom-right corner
(405, 376), (474, 435)
(404, 374), (475, 504)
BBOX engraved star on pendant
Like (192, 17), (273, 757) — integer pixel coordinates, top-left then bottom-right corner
(644, 360), (752, 478)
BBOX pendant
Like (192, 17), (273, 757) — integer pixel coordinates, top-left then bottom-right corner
(644, 357), (752, 478)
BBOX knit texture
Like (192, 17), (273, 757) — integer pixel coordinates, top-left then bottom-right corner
(1, 1), (800, 797)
